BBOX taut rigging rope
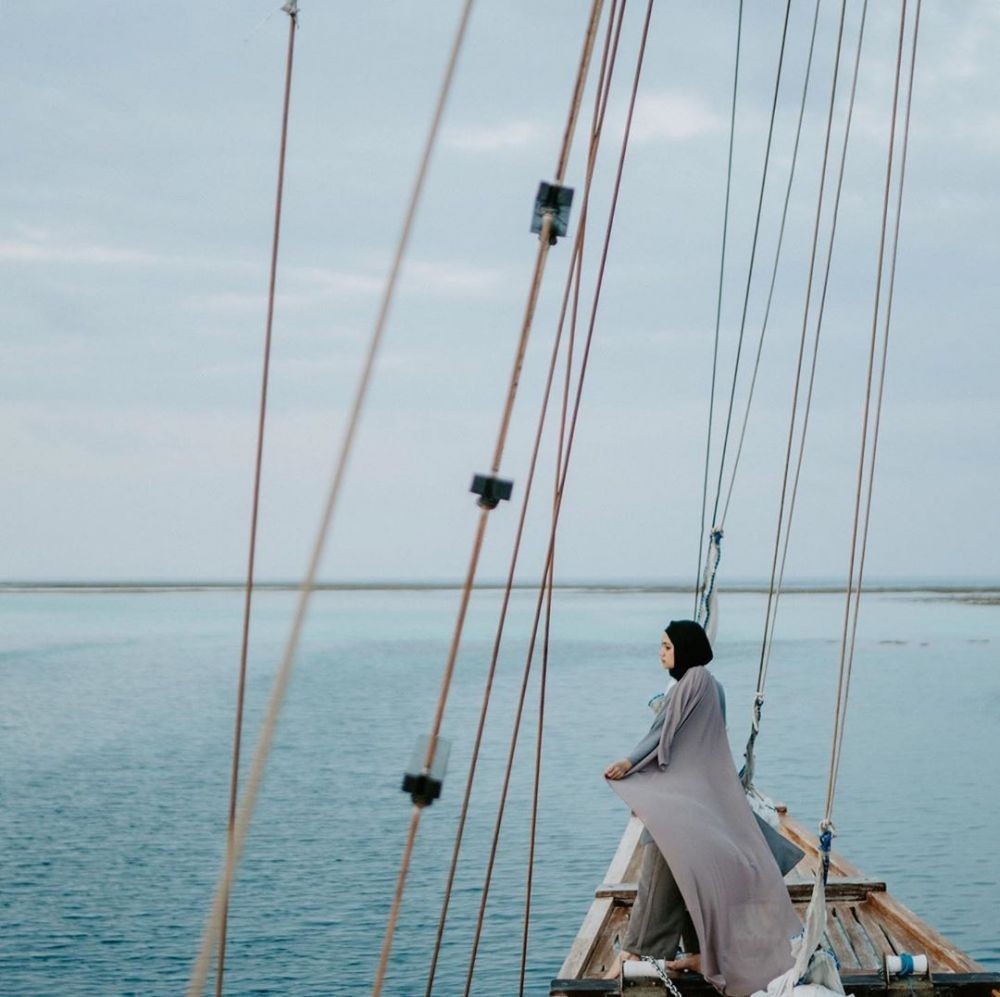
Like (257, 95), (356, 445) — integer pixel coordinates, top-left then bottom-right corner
(186, 1), (477, 992)
(718, 0), (822, 530)
(826, 0), (918, 824)
(374, 3), (608, 993)
(465, 3), (655, 989)
(694, 0), (743, 616)
(421, 4), (625, 992)
(739, 0), (856, 789)
(749, 0), (871, 732)
(214, 7), (298, 995)
(707, 0), (793, 537)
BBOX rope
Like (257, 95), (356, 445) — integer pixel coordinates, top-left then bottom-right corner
(376, 4), (608, 992)
(422, 5), (623, 991)
(488, 0), (605, 474)
(465, 4), (654, 988)
(213, 6), (298, 995)
(695, 528), (722, 638)
(521, 84), (594, 981)
(186, 1), (475, 992)
(719, 0), (822, 528)
(751, 0), (871, 737)
(825, 0), (916, 823)
(693, 0), (743, 616)
(521, 520), (558, 994)
(520, 52), (596, 997)
(739, 0), (852, 790)
(707, 0), (793, 536)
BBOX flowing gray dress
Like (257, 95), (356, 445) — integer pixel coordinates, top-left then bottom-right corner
(609, 666), (801, 996)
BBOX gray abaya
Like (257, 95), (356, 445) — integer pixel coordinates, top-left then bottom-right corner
(609, 666), (801, 996)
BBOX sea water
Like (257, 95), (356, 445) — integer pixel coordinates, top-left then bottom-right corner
(1, 587), (998, 995)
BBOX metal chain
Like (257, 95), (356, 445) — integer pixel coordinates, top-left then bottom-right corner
(641, 957), (685, 997)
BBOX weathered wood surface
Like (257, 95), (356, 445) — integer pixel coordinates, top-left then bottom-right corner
(557, 806), (990, 990)
(558, 816), (644, 979)
(780, 812), (983, 974)
(551, 975), (1000, 997)
(598, 879), (887, 904)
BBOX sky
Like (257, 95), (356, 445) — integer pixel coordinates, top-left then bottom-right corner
(2, 1), (999, 584)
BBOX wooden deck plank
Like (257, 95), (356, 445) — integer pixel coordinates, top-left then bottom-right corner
(557, 975), (1000, 997)
(596, 882), (638, 901)
(607, 816), (645, 884)
(561, 804), (987, 984)
(854, 902), (900, 958)
(836, 904), (883, 971)
(824, 903), (859, 970)
(559, 897), (617, 980)
(866, 891), (983, 973)
(560, 817), (645, 979)
(786, 880), (886, 903)
(581, 904), (630, 979)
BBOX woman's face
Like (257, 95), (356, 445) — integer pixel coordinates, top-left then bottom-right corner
(659, 632), (675, 672)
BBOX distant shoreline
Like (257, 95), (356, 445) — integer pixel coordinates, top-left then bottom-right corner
(3, 580), (1000, 599)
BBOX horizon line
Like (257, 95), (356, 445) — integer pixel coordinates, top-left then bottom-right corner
(3, 577), (1000, 595)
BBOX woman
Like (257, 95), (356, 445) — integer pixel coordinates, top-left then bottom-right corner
(604, 620), (801, 996)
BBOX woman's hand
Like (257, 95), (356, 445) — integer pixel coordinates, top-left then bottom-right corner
(604, 758), (632, 780)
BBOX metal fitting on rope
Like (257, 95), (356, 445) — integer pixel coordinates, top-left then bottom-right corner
(470, 473), (513, 510)
(402, 734), (451, 807)
(281, 0), (298, 19)
(530, 181), (574, 245)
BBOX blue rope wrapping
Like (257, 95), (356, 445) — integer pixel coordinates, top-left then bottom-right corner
(699, 529), (724, 629)
(898, 953), (914, 978)
(819, 828), (833, 885)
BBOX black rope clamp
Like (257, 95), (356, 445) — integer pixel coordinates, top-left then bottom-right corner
(470, 473), (513, 510)
(402, 734), (451, 807)
(530, 181), (574, 245)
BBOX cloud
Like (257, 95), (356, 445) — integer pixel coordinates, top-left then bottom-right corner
(0, 229), (267, 274)
(289, 266), (384, 295)
(404, 260), (505, 294)
(0, 237), (158, 265)
(630, 92), (723, 143)
(445, 119), (542, 152)
(186, 259), (506, 316)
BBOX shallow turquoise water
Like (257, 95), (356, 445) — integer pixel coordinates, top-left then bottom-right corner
(1, 588), (998, 995)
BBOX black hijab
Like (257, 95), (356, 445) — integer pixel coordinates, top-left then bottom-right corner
(665, 619), (713, 681)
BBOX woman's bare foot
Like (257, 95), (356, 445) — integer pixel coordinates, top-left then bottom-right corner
(602, 949), (639, 979)
(665, 952), (702, 973)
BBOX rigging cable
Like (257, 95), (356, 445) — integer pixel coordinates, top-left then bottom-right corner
(465, 2), (656, 990)
(186, 1), (478, 992)
(697, 0), (796, 630)
(718, 0), (822, 529)
(693, 0), (743, 617)
(744, 0), (888, 790)
(374, 3), (609, 993)
(521, 6), (616, 989)
(707, 0), (793, 536)
(826, 0), (918, 823)
(421, 3), (625, 991)
(749, 0), (871, 735)
(739, 0), (857, 790)
(522, 56), (595, 983)
(214, 5), (298, 995)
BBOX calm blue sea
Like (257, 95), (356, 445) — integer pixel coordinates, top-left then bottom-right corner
(1, 587), (998, 995)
